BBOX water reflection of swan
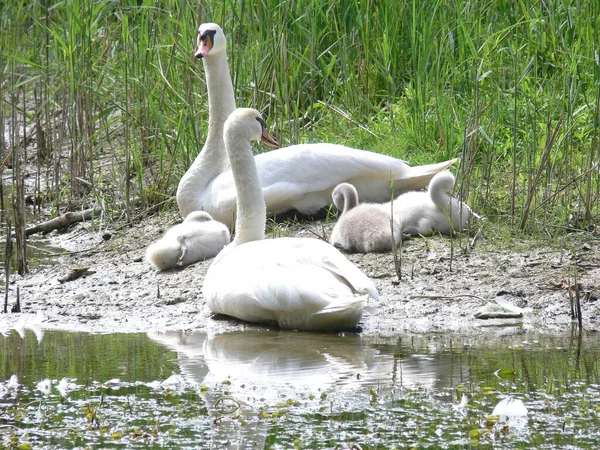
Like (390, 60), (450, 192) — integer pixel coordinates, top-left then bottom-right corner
(149, 330), (377, 449)
(148, 330), (377, 396)
(148, 330), (468, 398)
(147, 330), (470, 448)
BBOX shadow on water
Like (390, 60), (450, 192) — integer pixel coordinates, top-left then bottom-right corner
(1, 327), (599, 448)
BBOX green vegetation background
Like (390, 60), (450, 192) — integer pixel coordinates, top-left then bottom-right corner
(1, 0), (599, 234)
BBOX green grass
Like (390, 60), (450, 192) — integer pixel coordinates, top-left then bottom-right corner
(1, 0), (599, 235)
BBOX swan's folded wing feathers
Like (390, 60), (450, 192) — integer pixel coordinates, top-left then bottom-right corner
(204, 238), (378, 329)
(255, 144), (411, 194)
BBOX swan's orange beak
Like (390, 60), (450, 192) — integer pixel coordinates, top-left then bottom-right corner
(260, 129), (279, 149)
(195, 30), (215, 59)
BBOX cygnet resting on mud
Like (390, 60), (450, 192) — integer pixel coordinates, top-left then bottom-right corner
(146, 211), (230, 271)
(330, 171), (473, 253)
(330, 184), (401, 253)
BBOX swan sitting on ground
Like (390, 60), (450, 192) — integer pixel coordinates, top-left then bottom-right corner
(177, 23), (458, 230)
(146, 211), (230, 271)
(330, 171), (473, 253)
(202, 108), (379, 331)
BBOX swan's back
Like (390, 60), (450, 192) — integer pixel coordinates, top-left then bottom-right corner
(201, 143), (457, 228)
(203, 237), (379, 331)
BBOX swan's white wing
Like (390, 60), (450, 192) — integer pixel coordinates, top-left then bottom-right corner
(202, 144), (457, 225)
(203, 237), (378, 330)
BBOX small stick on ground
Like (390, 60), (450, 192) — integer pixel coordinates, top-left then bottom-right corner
(11, 286), (21, 313)
(3, 217), (11, 313)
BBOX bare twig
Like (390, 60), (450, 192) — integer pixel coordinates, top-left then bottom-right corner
(409, 294), (487, 302)
(3, 218), (11, 314)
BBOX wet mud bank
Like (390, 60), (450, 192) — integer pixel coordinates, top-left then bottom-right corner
(2, 212), (599, 337)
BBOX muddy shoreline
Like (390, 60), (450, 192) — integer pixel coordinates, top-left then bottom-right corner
(2, 212), (599, 337)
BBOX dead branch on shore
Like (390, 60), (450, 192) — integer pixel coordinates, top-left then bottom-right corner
(24, 205), (103, 236)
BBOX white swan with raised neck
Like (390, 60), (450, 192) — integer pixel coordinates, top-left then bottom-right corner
(176, 23), (458, 231)
(202, 108), (379, 331)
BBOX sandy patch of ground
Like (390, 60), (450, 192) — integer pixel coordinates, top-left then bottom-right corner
(2, 212), (599, 337)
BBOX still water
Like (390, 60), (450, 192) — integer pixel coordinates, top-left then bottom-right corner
(1, 328), (599, 449)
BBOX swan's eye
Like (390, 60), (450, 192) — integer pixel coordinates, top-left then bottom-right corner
(256, 117), (267, 130)
(199, 29), (217, 42)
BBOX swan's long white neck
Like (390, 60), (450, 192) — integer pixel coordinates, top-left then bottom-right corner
(176, 51), (236, 217)
(224, 127), (266, 246)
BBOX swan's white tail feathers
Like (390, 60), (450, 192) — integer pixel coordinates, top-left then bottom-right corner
(314, 294), (368, 315)
(321, 259), (380, 300)
(393, 158), (458, 192)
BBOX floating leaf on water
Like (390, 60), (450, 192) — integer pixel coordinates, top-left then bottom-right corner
(453, 394), (468, 411)
(110, 431), (123, 440)
(36, 379), (52, 396)
(494, 368), (516, 378)
(221, 379), (231, 385)
(485, 415), (500, 427)
(469, 428), (480, 439)
(370, 389), (378, 402)
(161, 374), (186, 389)
(320, 392), (327, 400)
(481, 386), (494, 393)
(7, 375), (19, 390)
(16, 443), (33, 450)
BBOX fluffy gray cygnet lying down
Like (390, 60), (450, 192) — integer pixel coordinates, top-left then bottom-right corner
(330, 171), (474, 253)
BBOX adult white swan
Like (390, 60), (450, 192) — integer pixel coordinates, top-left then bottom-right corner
(330, 171), (474, 253)
(202, 108), (379, 331)
(176, 23), (458, 230)
(146, 211), (230, 271)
